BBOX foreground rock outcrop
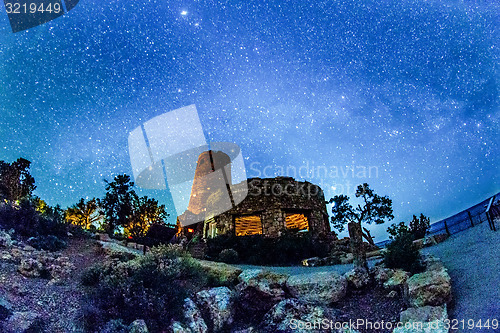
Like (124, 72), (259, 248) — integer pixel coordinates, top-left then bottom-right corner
(287, 272), (347, 304)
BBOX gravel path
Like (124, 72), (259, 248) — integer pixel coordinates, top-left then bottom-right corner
(422, 220), (500, 333)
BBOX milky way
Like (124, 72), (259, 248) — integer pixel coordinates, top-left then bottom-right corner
(0, 0), (498, 240)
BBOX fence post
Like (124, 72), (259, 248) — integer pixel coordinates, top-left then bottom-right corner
(467, 211), (474, 227)
(486, 212), (497, 232)
(444, 220), (451, 236)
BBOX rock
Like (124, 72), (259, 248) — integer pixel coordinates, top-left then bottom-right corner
(0, 297), (13, 320)
(400, 305), (447, 323)
(2, 311), (42, 333)
(423, 236), (438, 247)
(170, 321), (192, 333)
(259, 298), (338, 333)
(102, 319), (128, 333)
(98, 233), (112, 241)
(182, 298), (207, 333)
(287, 271), (347, 304)
(433, 233), (448, 244)
(383, 269), (409, 290)
(366, 249), (383, 259)
(407, 268), (452, 307)
(195, 287), (233, 331)
(344, 268), (370, 289)
(413, 239), (425, 250)
(98, 241), (139, 260)
(18, 258), (44, 278)
(340, 253), (354, 264)
(421, 255), (445, 271)
(0, 250), (14, 262)
(393, 305), (448, 333)
(0, 230), (13, 248)
(23, 245), (36, 252)
(197, 260), (242, 285)
(371, 266), (394, 285)
(237, 269), (288, 298)
(236, 269), (288, 318)
(128, 319), (149, 333)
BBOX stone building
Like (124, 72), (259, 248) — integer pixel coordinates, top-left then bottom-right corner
(200, 177), (331, 239)
(176, 151), (331, 239)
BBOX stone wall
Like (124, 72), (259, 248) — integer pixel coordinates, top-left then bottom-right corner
(209, 177), (330, 238)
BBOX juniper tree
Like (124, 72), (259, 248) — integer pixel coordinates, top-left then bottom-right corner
(329, 183), (393, 270)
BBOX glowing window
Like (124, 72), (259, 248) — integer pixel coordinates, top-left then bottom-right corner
(235, 215), (262, 236)
(285, 213), (309, 231)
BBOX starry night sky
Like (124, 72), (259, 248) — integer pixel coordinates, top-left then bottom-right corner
(0, 0), (498, 241)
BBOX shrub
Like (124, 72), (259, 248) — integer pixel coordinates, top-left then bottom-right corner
(383, 232), (423, 273)
(0, 199), (68, 239)
(409, 214), (430, 240)
(218, 248), (239, 264)
(387, 222), (412, 240)
(206, 230), (330, 266)
(81, 244), (215, 332)
(27, 235), (67, 252)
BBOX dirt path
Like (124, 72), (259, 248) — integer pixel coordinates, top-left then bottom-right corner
(0, 237), (105, 332)
(422, 221), (500, 333)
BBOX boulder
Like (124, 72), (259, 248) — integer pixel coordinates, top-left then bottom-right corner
(0, 297), (13, 320)
(423, 236), (438, 247)
(259, 298), (338, 333)
(0, 230), (13, 248)
(195, 287), (233, 331)
(407, 268), (452, 307)
(2, 311), (42, 333)
(421, 255), (445, 272)
(197, 260), (242, 285)
(371, 266), (394, 285)
(383, 269), (409, 290)
(170, 321), (192, 333)
(366, 249), (384, 259)
(98, 241), (140, 259)
(287, 272), (347, 304)
(344, 268), (370, 289)
(236, 269), (288, 318)
(128, 319), (149, 333)
(182, 298), (207, 333)
(393, 305), (448, 333)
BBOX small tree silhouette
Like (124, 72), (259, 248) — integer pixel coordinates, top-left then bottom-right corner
(330, 183), (393, 270)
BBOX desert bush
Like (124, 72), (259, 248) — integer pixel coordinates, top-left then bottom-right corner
(387, 222), (412, 240)
(409, 214), (431, 240)
(0, 199), (68, 240)
(383, 232), (423, 273)
(27, 235), (67, 252)
(218, 248), (239, 264)
(81, 244), (217, 332)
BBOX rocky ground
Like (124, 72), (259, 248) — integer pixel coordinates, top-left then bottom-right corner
(0, 232), (106, 332)
(0, 229), (456, 333)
